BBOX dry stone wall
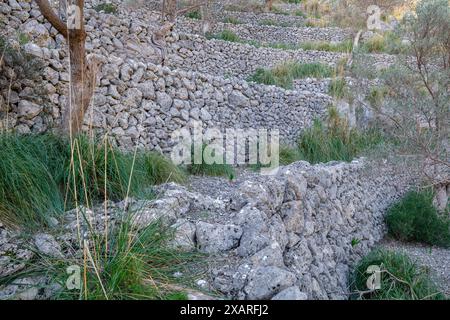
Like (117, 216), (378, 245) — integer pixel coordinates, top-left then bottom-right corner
(0, 1), (332, 151)
(177, 18), (353, 45)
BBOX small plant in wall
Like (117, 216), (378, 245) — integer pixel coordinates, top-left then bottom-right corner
(351, 238), (361, 248)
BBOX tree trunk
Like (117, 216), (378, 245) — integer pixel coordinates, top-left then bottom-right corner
(35, 0), (98, 136)
(265, 0), (273, 12)
(163, 0), (178, 22)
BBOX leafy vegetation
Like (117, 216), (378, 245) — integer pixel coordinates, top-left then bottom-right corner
(386, 190), (450, 247)
(248, 61), (334, 89)
(351, 249), (445, 300)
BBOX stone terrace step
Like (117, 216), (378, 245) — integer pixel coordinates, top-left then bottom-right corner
(177, 18), (353, 45)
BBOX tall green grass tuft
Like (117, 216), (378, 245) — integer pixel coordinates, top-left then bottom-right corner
(0, 210), (201, 300)
(64, 135), (148, 207)
(297, 109), (384, 164)
(386, 191), (450, 247)
(0, 134), (66, 228)
(248, 61), (334, 89)
(143, 152), (187, 185)
(0, 134), (186, 229)
(209, 30), (241, 42)
(351, 249), (445, 300)
(300, 40), (353, 53)
(188, 144), (235, 178)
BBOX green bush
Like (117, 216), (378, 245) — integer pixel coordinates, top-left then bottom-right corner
(296, 109), (384, 164)
(351, 249), (445, 300)
(250, 145), (302, 172)
(248, 61), (334, 89)
(386, 191), (450, 247)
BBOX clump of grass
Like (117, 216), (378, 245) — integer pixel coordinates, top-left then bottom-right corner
(351, 249), (445, 300)
(0, 134), (187, 229)
(1, 211), (200, 300)
(188, 144), (235, 178)
(248, 61), (334, 89)
(367, 86), (389, 107)
(294, 10), (306, 18)
(296, 108), (384, 164)
(223, 17), (241, 24)
(94, 3), (117, 14)
(250, 144), (303, 172)
(210, 30), (240, 42)
(185, 10), (201, 20)
(64, 135), (149, 206)
(0, 134), (66, 228)
(328, 78), (347, 99)
(300, 40), (353, 53)
(143, 152), (187, 185)
(258, 19), (290, 27)
(360, 32), (407, 54)
(386, 190), (450, 247)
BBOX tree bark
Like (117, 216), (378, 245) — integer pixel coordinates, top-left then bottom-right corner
(162, 0), (178, 22)
(35, 0), (97, 136)
(265, 0), (273, 12)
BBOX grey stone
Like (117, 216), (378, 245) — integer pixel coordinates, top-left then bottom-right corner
(271, 286), (308, 300)
(33, 233), (63, 258)
(196, 222), (242, 254)
(244, 266), (297, 300)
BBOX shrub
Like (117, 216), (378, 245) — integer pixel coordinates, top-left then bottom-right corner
(386, 191), (450, 247)
(351, 249), (445, 300)
(360, 32), (407, 54)
(296, 109), (384, 164)
(250, 145), (302, 172)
